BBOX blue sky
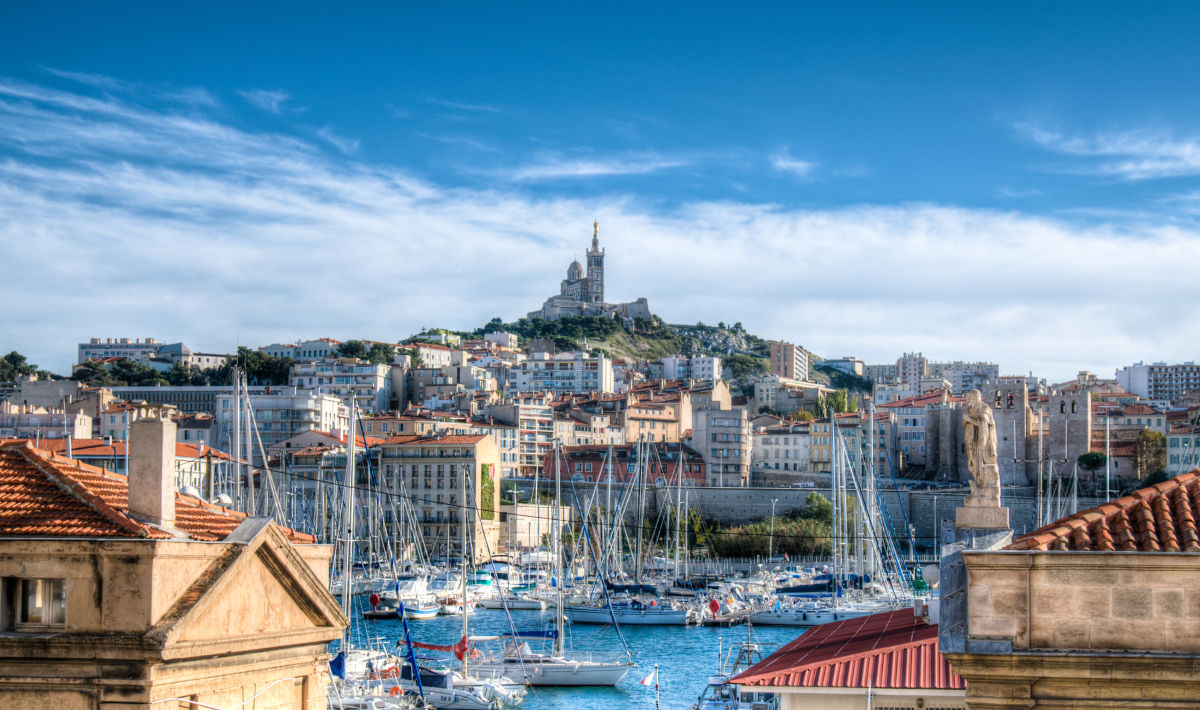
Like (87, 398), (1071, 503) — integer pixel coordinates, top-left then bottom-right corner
(2, 2), (1199, 380)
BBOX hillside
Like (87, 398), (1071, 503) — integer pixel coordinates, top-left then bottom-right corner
(420, 315), (869, 392)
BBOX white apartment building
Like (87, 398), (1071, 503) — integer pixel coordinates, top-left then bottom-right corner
(753, 422), (811, 473)
(289, 357), (392, 412)
(660, 355), (723, 382)
(823, 357), (865, 377)
(258, 339), (341, 361)
(1117, 361), (1200, 404)
(77, 337), (163, 364)
(897, 352), (929, 385)
(928, 360), (999, 394)
(215, 387), (347, 465)
(509, 352), (614, 395)
(484, 332), (519, 349)
(487, 399), (555, 479)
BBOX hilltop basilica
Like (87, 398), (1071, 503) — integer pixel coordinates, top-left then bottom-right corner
(528, 221), (652, 321)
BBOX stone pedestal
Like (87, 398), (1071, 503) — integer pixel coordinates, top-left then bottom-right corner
(955, 504), (1010, 529)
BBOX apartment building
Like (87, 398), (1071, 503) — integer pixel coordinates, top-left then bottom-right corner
(215, 388), (348, 466)
(769, 342), (809, 381)
(1117, 361), (1200, 403)
(378, 434), (501, 563)
(687, 406), (751, 486)
(509, 351), (614, 394)
(0, 401), (92, 441)
(487, 398), (555, 479)
(753, 421), (811, 474)
(77, 337), (163, 364)
(289, 357), (392, 412)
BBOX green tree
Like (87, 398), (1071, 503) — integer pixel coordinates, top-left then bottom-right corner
(1133, 429), (1167, 480)
(788, 409), (815, 423)
(165, 361), (194, 386)
(0, 351), (39, 381)
(337, 340), (368, 359)
(366, 343), (395, 365)
(71, 360), (111, 386)
(1077, 451), (1107, 475)
(800, 492), (834, 525)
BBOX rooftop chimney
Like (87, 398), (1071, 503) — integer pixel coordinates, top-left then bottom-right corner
(128, 417), (177, 528)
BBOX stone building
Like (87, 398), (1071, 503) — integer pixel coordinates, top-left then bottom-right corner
(942, 468), (1200, 708)
(528, 222), (652, 321)
(0, 421), (344, 710)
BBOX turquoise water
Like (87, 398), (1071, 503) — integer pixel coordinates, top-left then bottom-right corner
(345, 597), (805, 709)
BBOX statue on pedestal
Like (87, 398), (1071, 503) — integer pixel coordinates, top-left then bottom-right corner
(956, 389), (1007, 529)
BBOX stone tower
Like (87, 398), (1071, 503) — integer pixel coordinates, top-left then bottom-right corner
(586, 220), (604, 304)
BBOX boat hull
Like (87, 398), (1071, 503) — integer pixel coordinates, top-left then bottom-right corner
(565, 605), (689, 625)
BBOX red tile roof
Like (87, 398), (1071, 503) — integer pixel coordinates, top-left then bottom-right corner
(0, 441), (314, 544)
(1008, 467), (1200, 551)
(32, 438), (239, 463)
(732, 609), (964, 691)
(379, 434), (488, 446)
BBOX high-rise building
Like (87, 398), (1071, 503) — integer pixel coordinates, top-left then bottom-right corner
(769, 342), (809, 381)
(1117, 361), (1200, 403)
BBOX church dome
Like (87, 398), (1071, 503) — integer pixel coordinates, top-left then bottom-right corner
(567, 260), (584, 280)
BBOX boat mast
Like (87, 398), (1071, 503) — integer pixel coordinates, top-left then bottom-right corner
(232, 365), (241, 510)
(339, 403), (357, 648)
(244, 375), (255, 516)
(461, 446), (470, 677)
(554, 441), (565, 656)
(635, 435), (645, 584)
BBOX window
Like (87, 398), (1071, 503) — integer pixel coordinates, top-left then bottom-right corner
(9, 578), (66, 628)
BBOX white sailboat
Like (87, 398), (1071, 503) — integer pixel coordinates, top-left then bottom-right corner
(473, 442), (634, 686)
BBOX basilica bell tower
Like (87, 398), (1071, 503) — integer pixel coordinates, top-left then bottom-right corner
(586, 220), (605, 304)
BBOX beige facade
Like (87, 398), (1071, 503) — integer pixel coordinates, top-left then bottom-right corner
(0, 528), (342, 710)
(948, 550), (1200, 709)
(379, 434), (502, 562)
(769, 342), (809, 381)
(0, 427), (345, 710)
(498, 502), (575, 552)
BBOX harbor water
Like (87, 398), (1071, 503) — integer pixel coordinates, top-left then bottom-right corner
(344, 595), (807, 710)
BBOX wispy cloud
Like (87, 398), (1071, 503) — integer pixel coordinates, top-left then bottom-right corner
(0, 74), (1197, 383)
(42, 66), (130, 91)
(770, 148), (816, 178)
(317, 126), (360, 155)
(507, 153), (686, 181)
(424, 97), (504, 114)
(238, 88), (291, 113)
(1018, 122), (1200, 180)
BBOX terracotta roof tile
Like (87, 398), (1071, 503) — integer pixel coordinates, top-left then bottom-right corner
(732, 609), (964, 691)
(0, 441), (313, 544)
(1008, 467), (1200, 552)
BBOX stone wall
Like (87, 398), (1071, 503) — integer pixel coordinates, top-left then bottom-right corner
(947, 550), (1200, 708)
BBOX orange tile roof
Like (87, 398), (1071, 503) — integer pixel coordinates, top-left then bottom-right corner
(732, 609), (964, 691)
(1008, 467), (1200, 551)
(33, 438), (239, 463)
(0, 441), (313, 543)
(379, 434), (488, 446)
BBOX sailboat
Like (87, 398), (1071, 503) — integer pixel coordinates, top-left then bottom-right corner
(472, 441), (634, 686)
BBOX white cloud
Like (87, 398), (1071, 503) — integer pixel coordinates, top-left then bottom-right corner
(238, 88), (291, 113)
(0, 77), (1197, 383)
(317, 126), (360, 155)
(1018, 122), (1200, 180)
(770, 148), (816, 178)
(507, 154), (686, 181)
(424, 97), (504, 114)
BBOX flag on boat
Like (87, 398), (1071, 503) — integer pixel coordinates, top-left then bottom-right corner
(639, 668), (657, 686)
